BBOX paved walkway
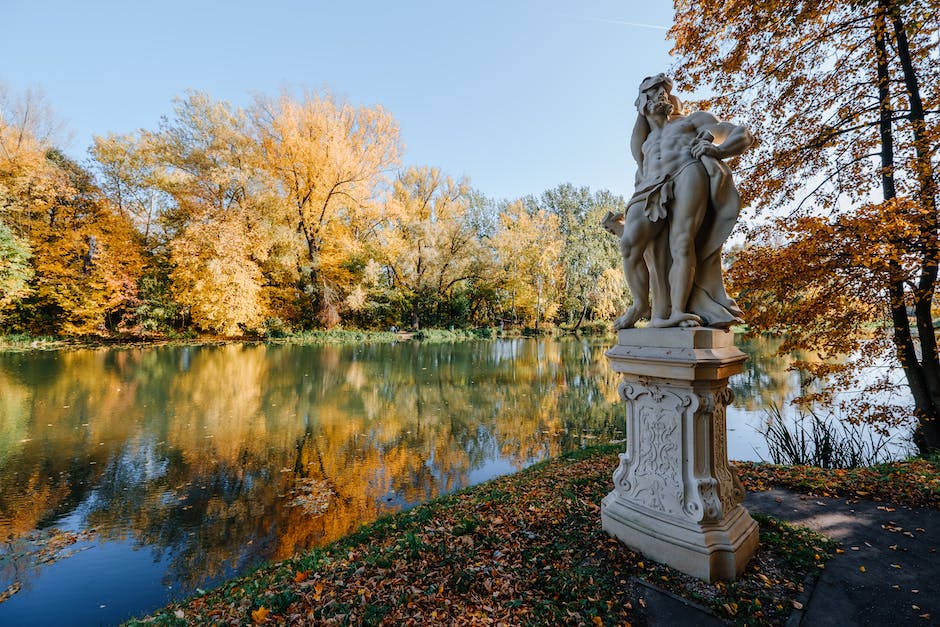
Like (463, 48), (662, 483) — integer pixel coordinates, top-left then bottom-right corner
(746, 489), (939, 626)
(636, 489), (939, 626)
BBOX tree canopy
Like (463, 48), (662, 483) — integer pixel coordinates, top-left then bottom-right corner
(671, 0), (940, 451)
(2, 86), (626, 337)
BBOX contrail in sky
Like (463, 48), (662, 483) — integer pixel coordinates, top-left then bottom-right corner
(562, 14), (670, 30)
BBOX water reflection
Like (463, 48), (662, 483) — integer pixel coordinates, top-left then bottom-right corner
(0, 336), (904, 625)
(0, 339), (625, 624)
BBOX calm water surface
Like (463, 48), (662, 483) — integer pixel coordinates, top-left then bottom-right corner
(0, 336), (907, 625)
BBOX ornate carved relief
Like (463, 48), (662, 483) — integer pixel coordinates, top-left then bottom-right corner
(689, 386), (742, 522)
(611, 377), (747, 524)
(612, 381), (689, 517)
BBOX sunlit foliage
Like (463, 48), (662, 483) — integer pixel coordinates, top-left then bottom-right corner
(1, 89), (145, 334)
(252, 91), (402, 327)
(491, 201), (565, 327)
(380, 167), (488, 329)
(671, 0), (940, 451)
(4, 83), (632, 337)
(524, 184), (626, 329)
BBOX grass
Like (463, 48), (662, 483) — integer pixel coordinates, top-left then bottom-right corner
(0, 333), (62, 351)
(0, 326), (510, 353)
(760, 405), (905, 469)
(128, 444), (836, 626)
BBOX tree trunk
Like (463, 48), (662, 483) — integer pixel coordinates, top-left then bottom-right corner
(887, 2), (940, 452)
(572, 303), (588, 332)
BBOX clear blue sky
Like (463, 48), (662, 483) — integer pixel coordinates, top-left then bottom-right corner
(1, 1), (677, 202)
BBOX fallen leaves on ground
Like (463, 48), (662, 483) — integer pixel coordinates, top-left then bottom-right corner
(735, 458), (940, 509)
(131, 447), (831, 626)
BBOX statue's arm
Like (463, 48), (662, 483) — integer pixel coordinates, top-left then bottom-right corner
(688, 112), (753, 160)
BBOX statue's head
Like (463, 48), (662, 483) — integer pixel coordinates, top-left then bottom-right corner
(635, 73), (683, 118)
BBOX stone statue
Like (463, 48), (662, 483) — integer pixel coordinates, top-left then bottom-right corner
(604, 73), (753, 330)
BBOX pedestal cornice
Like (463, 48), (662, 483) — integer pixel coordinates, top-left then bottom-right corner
(605, 328), (746, 382)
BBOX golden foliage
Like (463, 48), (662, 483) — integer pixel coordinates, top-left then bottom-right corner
(7, 83), (631, 335)
(491, 201), (564, 325)
(170, 217), (267, 335)
(1, 91), (146, 333)
(379, 167), (488, 327)
(253, 91), (402, 321)
(672, 1), (940, 445)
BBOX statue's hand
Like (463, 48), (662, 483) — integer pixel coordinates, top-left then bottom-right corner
(691, 138), (721, 160)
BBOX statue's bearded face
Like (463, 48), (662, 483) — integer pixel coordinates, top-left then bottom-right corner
(643, 85), (673, 117)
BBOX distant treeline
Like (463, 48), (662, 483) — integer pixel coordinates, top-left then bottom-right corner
(0, 88), (627, 337)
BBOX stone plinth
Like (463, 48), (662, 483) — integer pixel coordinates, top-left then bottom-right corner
(601, 327), (758, 582)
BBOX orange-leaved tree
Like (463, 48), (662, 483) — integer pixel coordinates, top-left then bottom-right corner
(1, 88), (144, 334)
(671, 0), (940, 452)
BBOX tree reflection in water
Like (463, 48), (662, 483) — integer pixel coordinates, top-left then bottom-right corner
(0, 338), (623, 598)
(0, 335), (845, 621)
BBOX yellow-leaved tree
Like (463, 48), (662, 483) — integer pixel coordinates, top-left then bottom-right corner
(380, 166), (489, 329)
(491, 200), (564, 328)
(169, 217), (268, 336)
(252, 92), (401, 327)
(93, 91), (279, 335)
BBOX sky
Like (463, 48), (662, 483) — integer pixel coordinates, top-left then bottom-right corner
(1, 1), (678, 202)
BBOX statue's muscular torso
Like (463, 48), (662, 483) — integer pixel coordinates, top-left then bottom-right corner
(638, 111), (716, 185)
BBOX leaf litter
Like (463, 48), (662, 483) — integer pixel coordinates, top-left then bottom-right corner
(735, 458), (940, 509)
(131, 446), (835, 626)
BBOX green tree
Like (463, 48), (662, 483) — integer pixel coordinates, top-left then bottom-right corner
(671, 0), (940, 451)
(525, 184), (626, 329)
(0, 218), (32, 313)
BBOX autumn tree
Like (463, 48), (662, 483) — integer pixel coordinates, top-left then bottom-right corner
(671, 0), (940, 451)
(491, 200), (564, 328)
(19, 151), (145, 334)
(379, 167), (489, 329)
(92, 92), (281, 335)
(524, 184), (626, 329)
(91, 132), (169, 245)
(252, 92), (401, 327)
(1, 89), (144, 334)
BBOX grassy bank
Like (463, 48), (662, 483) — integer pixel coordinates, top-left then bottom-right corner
(0, 327), (517, 353)
(130, 445), (834, 626)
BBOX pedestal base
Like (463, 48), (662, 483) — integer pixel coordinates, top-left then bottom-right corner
(602, 327), (758, 582)
(602, 494), (758, 582)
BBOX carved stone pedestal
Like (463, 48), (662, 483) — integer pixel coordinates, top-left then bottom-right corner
(601, 327), (758, 582)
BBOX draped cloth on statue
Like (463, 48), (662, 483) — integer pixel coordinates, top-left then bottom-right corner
(626, 155), (744, 329)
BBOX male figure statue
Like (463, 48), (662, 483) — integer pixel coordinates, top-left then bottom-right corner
(607, 73), (752, 330)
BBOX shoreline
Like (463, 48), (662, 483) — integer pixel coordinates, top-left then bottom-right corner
(0, 326), (615, 354)
(125, 446), (938, 625)
(126, 444), (850, 626)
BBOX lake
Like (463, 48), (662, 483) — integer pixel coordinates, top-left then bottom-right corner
(0, 336), (911, 625)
